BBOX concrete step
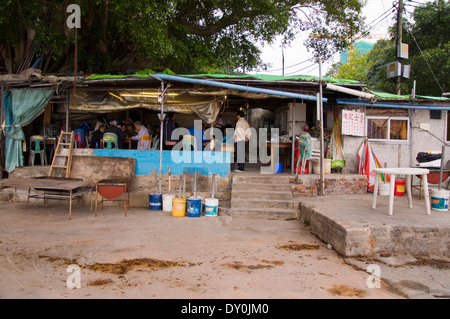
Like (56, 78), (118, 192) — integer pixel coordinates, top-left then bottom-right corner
(231, 190), (293, 200)
(231, 182), (292, 192)
(232, 175), (292, 184)
(230, 208), (298, 220)
(231, 198), (297, 210)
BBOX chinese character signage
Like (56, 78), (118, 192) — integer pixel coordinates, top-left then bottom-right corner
(342, 109), (365, 137)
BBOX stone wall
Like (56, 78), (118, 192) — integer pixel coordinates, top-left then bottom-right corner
(290, 174), (367, 197)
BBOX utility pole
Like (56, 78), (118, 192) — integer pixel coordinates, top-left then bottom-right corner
(395, 0), (404, 95)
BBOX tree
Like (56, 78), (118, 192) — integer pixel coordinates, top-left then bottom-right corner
(328, 0), (449, 96)
(0, 0), (365, 74)
(334, 49), (369, 83)
(403, 0), (450, 96)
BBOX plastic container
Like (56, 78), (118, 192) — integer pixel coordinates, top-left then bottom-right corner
(431, 189), (449, 211)
(324, 159), (332, 174)
(312, 160), (331, 174)
(162, 194), (174, 212)
(312, 161), (320, 174)
(187, 197), (202, 217)
(204, 198), (219, 217)
(394, 180), (406, 196)
(274, 163), (283, 173)
(172, 198), (186, 217)
(379, 183), (390, 196)
(149, 193), (162, 210)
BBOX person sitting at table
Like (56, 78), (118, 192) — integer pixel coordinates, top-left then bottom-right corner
(151, 125), (160, 150)
(187, 121), (210, 151)
(131, 121), (150, 150)
(121, 124), (128, 137)
(104, 120), (127, 149)
(163, 112), (179, 150)
(89, 124), (105, 148)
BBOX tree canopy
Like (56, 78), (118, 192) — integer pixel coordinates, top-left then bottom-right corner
(328, 0), (449, 96)
(0, 0), (364, 75)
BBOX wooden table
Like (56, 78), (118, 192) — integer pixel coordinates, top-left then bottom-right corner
(372, 167), (430, 215)
(0, 177), (93, 220)
(123, 138), (137, 150)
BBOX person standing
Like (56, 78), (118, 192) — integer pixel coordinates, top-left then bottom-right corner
(89, 124), (105, 148)
(131, 121), (150, 150)
(163, 112), (179, 150)
(234, 110), (251, 172)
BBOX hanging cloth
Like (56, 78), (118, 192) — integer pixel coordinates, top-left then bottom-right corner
(3, 89), (54, 172)
(329, 118), (346, 169)
(357, 139), (389, 192)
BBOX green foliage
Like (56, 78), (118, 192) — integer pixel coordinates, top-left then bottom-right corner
(0, 0), (364, 74)
(328, 0), (449, 96)
(335, 50), (369, 83)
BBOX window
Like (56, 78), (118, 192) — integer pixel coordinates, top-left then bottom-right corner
(366, 116), (409, 141)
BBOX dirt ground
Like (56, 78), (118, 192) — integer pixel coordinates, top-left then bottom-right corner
(0, 201), (446, 300)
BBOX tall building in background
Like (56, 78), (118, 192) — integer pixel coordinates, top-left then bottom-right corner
(340, 39), (377, 64)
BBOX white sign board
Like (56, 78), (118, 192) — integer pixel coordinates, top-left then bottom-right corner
(342, 109), (365, 137)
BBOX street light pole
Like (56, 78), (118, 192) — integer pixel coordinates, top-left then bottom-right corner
(395, 0), (404, 95)
(319, 58), (325, 196)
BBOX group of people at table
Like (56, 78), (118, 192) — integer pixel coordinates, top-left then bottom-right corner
(87, 111), (249, 158)
(88, 120), (153, 150)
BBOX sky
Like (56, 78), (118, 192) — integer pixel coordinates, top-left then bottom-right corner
(253, 0), (431, 77)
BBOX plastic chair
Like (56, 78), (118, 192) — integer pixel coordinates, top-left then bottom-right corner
(29, 135), (47, 166)
(296, 132), (312, 175)
(73, 128), (85, 148)
(151, 136), (160, 150)
(183, 135), (198, 151)
(102, 133), (119, 149)
(140, 135), (152, 150)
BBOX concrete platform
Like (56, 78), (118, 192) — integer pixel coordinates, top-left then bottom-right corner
(298, 193), (450, 258)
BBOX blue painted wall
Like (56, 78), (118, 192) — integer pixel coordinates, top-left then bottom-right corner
(93, 150), (231, 177)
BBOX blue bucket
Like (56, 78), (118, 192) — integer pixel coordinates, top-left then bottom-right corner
(274, 163), (283, 173)
(187, 197), (202, 217)
(149, 193), (162, 210)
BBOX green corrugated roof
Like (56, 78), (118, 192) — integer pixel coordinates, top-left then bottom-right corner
(365, 89), (450, 102)
(81, 70), (449, 102)
(83, 68), (361, 84)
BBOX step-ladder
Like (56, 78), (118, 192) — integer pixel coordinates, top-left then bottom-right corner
(49, 132), (74, 178)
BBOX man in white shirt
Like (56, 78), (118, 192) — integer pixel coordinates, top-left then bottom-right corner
(131, 121), (150, 150)
(234, 110), (251, 172)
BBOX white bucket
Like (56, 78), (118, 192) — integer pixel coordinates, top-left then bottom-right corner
(162, 194), (175, 212)
(204, 198), (219, 216)
(379, 183), (390, 196)
(430, 189), (449, 211)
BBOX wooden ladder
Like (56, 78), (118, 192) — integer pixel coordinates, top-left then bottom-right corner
(49, 132), (74, 178)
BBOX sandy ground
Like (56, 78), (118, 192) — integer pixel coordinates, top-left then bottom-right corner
(0, 200), (445, 300)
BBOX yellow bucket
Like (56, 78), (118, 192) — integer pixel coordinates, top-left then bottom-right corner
(172, 198), (186, 217)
